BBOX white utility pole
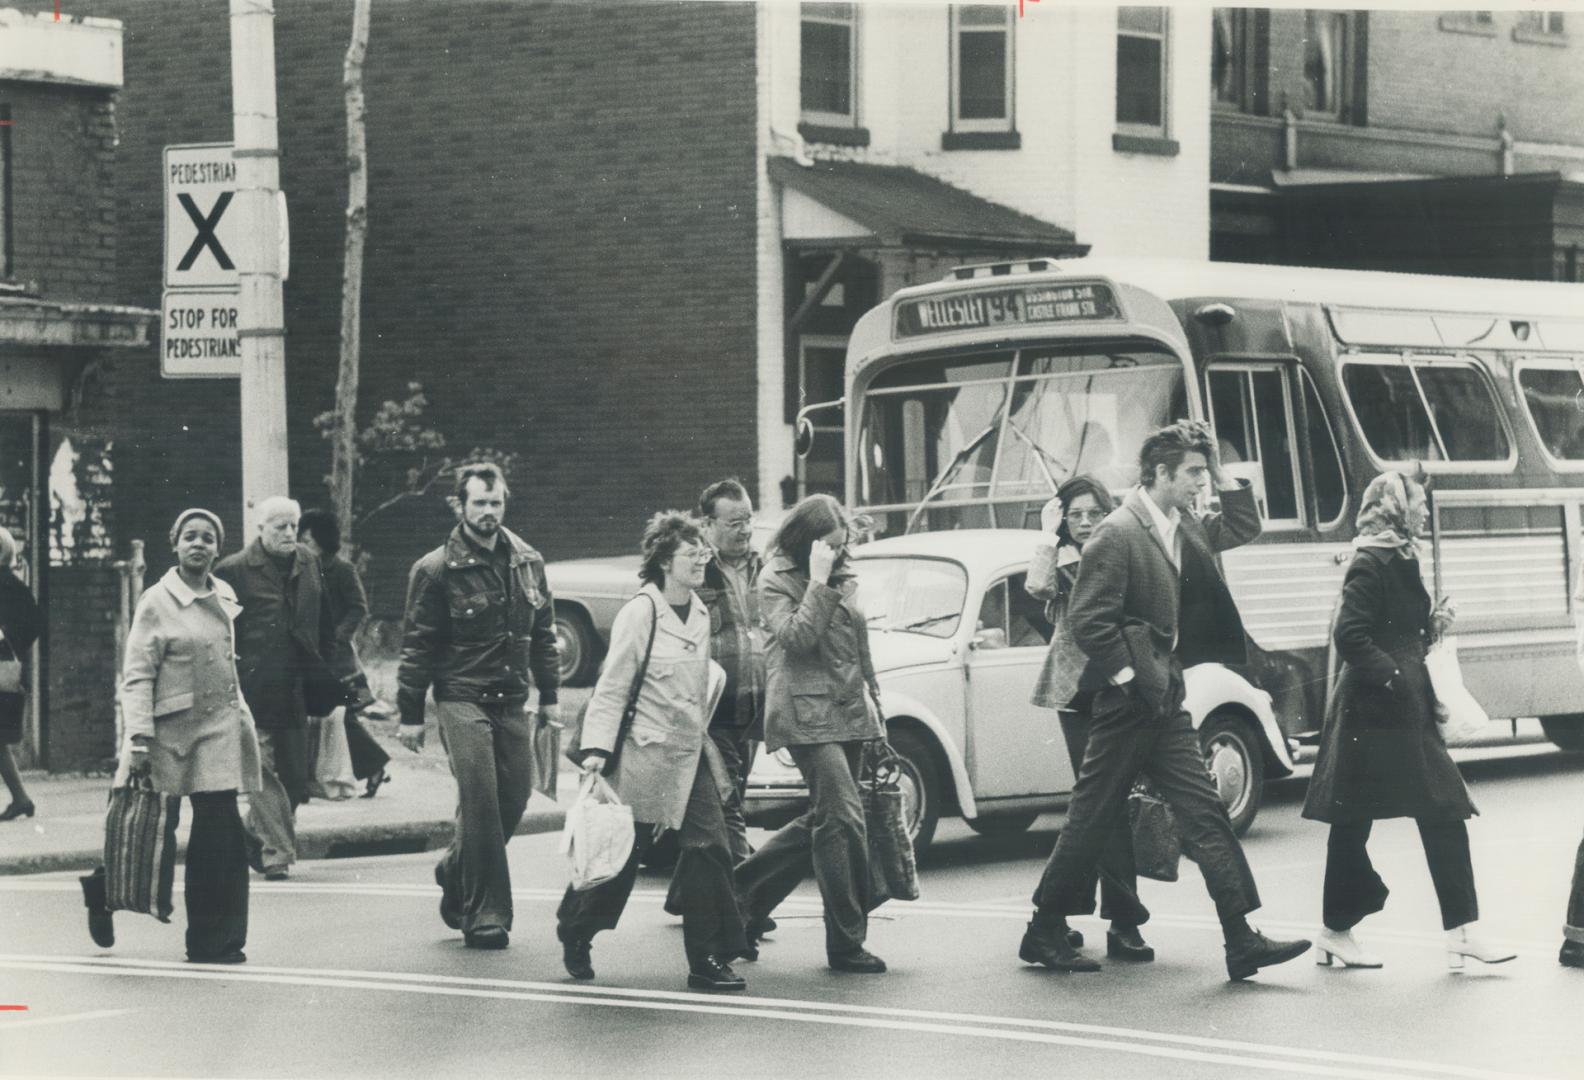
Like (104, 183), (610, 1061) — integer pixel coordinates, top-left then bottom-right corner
(229, 0), (289, 535)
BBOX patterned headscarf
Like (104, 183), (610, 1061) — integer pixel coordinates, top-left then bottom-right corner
(1352, 471), (1424, 558)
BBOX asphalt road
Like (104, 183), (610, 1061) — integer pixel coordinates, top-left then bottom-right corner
(2, 746), (1580, 1080)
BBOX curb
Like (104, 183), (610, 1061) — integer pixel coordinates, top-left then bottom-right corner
(0, 807), (568, 877)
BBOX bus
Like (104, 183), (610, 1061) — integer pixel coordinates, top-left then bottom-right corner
(793, 256), (1584, 825)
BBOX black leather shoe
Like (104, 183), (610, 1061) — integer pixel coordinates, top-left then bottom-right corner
(464, 926), (509, 950)
(1019, 922), (1100, 973)
(1225, 929), (1312, 980)
(435, 862), (461, 931)
(0, 799), (35, 821)
(828, 948), (888, 974)
(736, 942), (759, 962)
(79, 869), (114, 949)
(688, 955), (747, 991)
(1560, 939), (1584, 969)
(1106, 926), (1155, 962)
(749, 915), (777, 936)
(561, 933), (595, 980)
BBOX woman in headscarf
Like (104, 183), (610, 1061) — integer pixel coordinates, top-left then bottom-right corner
(1023, 476), (1154, 965)
(1302, 470), (1513, 972)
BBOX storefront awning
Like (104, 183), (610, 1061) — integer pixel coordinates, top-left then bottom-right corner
(771, 156), (1086, 255)
(0, 295), (155, 349)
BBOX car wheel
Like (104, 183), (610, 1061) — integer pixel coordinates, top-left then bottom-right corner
(554, 609), (599, 686)
(1199, 710), (1264, 837)
(1540, 714), (1584, 752)
(965, 811), (1038, 836)
(887, 727), (942, 858)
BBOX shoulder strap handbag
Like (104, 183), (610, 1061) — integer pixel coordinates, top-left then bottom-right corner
(567, 595), (659, 774)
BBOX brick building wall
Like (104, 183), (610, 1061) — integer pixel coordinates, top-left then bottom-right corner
(0, 80), (119, 299)
(43, 564), (123, 769)
(84, 0), (761, 617)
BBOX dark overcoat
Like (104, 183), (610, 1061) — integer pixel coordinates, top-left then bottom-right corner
(1302, 547), (1476, 824)
(214, 539), (324, 732)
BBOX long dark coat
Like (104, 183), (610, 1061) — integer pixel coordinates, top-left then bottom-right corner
(1302, 547), (1476, 824)
(214, 538), (324, 732)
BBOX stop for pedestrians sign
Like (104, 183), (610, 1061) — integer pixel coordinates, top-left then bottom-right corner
(164, 143), (240, 289)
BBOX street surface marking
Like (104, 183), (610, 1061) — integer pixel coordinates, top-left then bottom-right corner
(0, 879), (1555, 953)
(0, 955), (1550, 1080)
(0, 1007), (134, 1032)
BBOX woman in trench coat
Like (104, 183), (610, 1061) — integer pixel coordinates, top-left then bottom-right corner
(1302, 471), (1513, 972)
(733, 493), (888, 975)
(81, 508), (263, 963)
(556, 510), (747, 991)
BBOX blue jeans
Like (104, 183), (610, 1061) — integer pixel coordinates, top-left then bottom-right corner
(736, 740), (869, 957)
(435, 700), (534, 934)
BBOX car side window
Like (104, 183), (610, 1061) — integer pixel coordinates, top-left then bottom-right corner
(975, 579), (1009, 649)
(1005, 572), (1054, 646)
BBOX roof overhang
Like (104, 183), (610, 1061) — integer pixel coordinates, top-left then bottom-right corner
(773, 156), (1087, 256)
(0, 296), (156, 349)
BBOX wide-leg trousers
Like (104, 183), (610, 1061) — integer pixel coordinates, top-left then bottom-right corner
(434, 700), (534, 935)
(558, 753), (747, 964)
(186, 791), (250, 959)
(1040, 697), (1151, 928)
(1322, 818), (1479, 932)
(245, 729), (302, 873)
(735, 740), (869, 958)
(1035, 679), (1260, 926)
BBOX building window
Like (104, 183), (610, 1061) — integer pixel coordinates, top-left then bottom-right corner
(1302, 10), (1352, 119)
(1212, 8), (1257, 112)
(951, 5), (1014, 132)
(0, 101), (11, 279)
(1514, 11), (1566, 43)
(1439, 10), (1496, 35)
(1116, 7), (1168, 134)
(801, 3), (858, 128)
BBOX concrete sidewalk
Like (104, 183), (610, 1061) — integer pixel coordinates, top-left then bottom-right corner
(0, 727), (579, 875)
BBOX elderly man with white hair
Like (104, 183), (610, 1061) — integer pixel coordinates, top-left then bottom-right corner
(215, 496), (325, 880)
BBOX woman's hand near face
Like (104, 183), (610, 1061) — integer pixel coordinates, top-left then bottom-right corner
(809, 539), (837, 585)
(1039, 496), (1064, 536)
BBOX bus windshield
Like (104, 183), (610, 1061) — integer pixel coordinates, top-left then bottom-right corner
(856, 343), (1186, 534)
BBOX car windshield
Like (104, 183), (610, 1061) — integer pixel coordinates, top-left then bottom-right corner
(853, 556), (968, 638)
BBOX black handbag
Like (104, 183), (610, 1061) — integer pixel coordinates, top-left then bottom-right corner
(862, 732), (920, 906)
(565, 595), (658, 777)
(1127, 778), (1181, 883)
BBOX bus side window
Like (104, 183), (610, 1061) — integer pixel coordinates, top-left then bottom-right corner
(1206, 365), (1302, 526)
(1300, 368), (1347, 526)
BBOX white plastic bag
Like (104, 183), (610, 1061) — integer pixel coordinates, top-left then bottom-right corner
(560, 772), (635, 891)
(1424, 636), (1488, 746)
(306, 709), (359, 800)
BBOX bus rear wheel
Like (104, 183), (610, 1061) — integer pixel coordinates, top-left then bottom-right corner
(1540, 714), (1584, 752)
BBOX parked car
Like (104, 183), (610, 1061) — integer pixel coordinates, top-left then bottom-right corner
(744, 529), (1294, 855)
(544, 517), (781, 686)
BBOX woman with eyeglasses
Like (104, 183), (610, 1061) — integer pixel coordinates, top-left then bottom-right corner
(1023, 475), (1156, 965)
(734, 493), (888, 974)
(556, 510), (749, 992)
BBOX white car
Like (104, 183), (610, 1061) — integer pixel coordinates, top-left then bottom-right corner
(744, 529), (1294, 855)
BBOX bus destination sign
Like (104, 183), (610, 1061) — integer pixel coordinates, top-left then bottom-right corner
(894, 282), (1120, 339)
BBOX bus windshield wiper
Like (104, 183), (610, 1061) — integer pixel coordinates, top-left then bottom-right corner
(903, 416), (1002, 535)
(1006, 421), (1067, 493)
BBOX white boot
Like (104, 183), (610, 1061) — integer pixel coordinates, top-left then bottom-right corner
(1446, 924), (1517, 971)
(1315, 928), (1383, 969)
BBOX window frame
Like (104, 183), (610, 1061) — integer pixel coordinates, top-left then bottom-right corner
(1514, 10), (1567, 44)
(1114, 6), (1170, 139)
(1205, 361), (1307, 531)
(1337, 352), (1518, 475)
(1438, 10), (1496, 36)
(950, 5), (1015, 134)
(1211, 8), (1257, 113)
(800, 2), (861, 130)
(1301, 10), (1351, 122)
(1512, 357), (1584, 472)
(1297, 365), (1350, 531)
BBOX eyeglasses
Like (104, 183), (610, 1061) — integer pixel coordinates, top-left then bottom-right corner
(1067, 509), (1108, 523)
(713, 516), (755, 533)
(677, 545), (716, 564)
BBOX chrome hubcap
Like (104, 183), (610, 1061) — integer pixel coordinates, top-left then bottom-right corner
(1205, 738), (1249, 816)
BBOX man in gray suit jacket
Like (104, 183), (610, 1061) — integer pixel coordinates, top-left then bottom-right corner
(1019, 421), (1311, 981)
